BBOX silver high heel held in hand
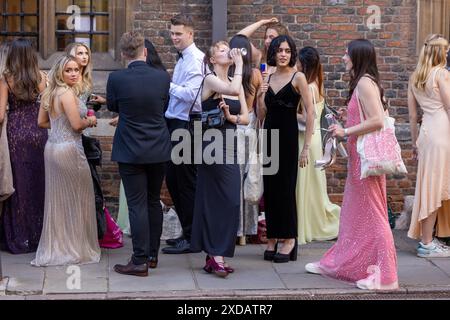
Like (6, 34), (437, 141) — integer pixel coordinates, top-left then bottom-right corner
(315, 112), (348, 170)
(315, 130), (337, 170)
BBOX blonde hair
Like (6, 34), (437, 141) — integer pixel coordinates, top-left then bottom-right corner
(40, 55), (81, 113)
(203, 41), (229, 73)
(66, 42), (93, 94)
(412, 34), (449, 90)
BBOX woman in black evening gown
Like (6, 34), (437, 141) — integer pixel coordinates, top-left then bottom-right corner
(257, 35), (315, 263)
(190, 41), (249, 277)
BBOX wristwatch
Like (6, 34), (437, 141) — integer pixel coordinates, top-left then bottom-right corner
(344, 128), (349, 136)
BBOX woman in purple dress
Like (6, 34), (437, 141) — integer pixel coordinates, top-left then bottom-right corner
(0, 39), (48, 254)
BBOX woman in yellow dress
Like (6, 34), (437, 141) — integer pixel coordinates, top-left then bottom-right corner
(296, 47), (340, 245)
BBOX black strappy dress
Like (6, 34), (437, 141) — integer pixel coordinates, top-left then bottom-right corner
(190, 94), (241, 257)
(263, 73), (300, 239)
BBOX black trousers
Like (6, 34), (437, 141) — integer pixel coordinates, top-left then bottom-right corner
(165, 118), (197, 241)
(119, 162), (166, 265)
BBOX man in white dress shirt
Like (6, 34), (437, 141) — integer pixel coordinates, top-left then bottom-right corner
(163, 14), (205, 254)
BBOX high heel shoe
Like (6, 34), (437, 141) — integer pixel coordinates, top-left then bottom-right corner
(263, 242), (278, 261)
(336, 141), (348, 158)
(315, 134), (337, 170)
(203, 256), (229, 278)
(273, 239), (298, 263)
(205, 255), (234, 273)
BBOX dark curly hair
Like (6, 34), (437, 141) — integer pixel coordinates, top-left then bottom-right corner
(267, 35), (297, 67)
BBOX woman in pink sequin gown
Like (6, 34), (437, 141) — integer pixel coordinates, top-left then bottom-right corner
(305, 39), (398, 290)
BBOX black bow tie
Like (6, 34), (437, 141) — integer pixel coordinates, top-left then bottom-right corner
(177, 51), (183, 61)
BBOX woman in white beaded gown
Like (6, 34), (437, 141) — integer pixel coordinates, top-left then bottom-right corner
(32, 55), (100, 266)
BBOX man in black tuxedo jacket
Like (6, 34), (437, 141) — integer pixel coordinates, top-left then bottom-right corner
(107, 31), (171, 277)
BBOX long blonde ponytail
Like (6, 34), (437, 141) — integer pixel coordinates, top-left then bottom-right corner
(412, 34), (449, 90)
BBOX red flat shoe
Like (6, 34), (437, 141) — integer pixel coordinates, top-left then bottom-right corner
(205, 256), (228, 278)
(206, 255), (234, 273)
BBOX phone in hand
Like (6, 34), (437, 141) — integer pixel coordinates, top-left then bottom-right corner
(86, 94), (102, 111)
(260, 63), (267, 72)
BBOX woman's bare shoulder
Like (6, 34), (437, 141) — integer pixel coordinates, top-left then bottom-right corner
(357, 76), (377, 93)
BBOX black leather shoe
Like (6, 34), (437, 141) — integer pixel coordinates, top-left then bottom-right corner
(162, 239), (191, 254)
(147, 256), (158, 269)
(114, 260), (148, 277)
(166, 236), (184, 247)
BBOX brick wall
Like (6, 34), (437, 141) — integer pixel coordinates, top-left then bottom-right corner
(227, 0), (418, 212)
(99, 0), (418, 216)
(98, 1), (212, 217)
(133, 0), (213, 71)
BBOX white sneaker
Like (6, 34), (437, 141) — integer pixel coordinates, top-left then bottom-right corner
(417, 239), (450, 258)
(305, 262), (322, 274)
(435, 238), (450, 250)
(356, 275), (399, 291)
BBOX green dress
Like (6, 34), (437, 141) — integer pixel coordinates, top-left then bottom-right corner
(296, 92), (340, 245)
(117, 181), (131, 236)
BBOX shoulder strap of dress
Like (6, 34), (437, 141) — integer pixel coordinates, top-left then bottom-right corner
(188, 72), (213, 114)
(5, 79), (15, 98)
(308, 83), (317, 106)
(290, 72), (298, 83)
(355, 78), (386, 123)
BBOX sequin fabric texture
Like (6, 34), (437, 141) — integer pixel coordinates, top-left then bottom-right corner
(318, 91), (398, 286)
(32, 97), (100, 266)
(0, 92), (47, 254)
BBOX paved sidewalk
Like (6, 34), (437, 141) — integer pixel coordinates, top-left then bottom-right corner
(0, 230), (449, 300)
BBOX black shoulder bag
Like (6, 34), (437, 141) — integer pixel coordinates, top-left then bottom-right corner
(82, 134), (102, 166)
(188, 73), (225, 134)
